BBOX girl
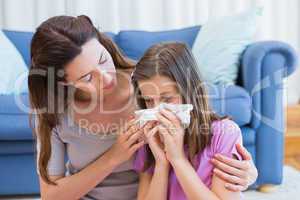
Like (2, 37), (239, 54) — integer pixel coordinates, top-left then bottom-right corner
(29, 15), (256, 199)
(132, 42), (245, 200)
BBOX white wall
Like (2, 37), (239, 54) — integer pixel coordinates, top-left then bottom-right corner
(0, 0), (299, 104)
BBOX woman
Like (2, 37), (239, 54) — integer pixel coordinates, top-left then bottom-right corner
(28, 15), (257, 200)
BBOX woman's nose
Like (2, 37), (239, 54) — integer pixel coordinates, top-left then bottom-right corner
(101, 70), (113, 86)
(96, 68), (113, 87)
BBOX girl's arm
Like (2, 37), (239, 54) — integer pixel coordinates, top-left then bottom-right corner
(137, 122), (170, 200)
(39, 121), (144, 200)
(172, 159), (240, 200)
(137, 165), (169, 200)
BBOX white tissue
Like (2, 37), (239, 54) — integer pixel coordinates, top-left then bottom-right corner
(135, 103), (193, 128)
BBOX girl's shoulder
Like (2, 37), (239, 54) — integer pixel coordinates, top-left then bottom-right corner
(209, 119), (243, 158)
(211, 118), (241, 136)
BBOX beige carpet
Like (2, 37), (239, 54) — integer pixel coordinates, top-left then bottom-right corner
(244, 166), (300, 200)
(1, 166), (299, 200)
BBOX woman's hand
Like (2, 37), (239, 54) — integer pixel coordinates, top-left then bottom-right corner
(143, 121), (169, 168)
(211, 144), (258, 192)
(106, 118), (145, 167)
(155, 109), (187, 165)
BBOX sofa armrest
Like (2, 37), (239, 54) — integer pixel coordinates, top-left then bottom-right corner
(241, 41), (298, 185)
(242, 41), (298, 129)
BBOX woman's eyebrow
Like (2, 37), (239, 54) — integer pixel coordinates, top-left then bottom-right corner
(98, 51), (107, 64)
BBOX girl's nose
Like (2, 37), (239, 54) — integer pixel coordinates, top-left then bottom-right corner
(152, 100), (161, 108)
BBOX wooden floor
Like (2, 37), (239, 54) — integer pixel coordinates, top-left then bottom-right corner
(285, 136), (300, 170)
(284, 105), (300, 170)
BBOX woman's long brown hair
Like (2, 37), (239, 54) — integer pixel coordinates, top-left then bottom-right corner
(131, 42), (222, 170)
(28, 15), (134, 185)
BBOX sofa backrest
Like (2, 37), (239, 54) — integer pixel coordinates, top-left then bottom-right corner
(2, 26), (201, 67)
(3, 30), (34, 67)
(116, 26), (200, 60)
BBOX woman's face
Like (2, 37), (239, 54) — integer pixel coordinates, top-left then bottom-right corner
(137, 75), (183, 108)
(64, 38), (117, 101)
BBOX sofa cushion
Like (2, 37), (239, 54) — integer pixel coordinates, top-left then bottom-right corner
(0, 114), (33, 141)
(0, 94), (29, 114)
(240, 126), (256, 146)
(117, 26), (200, 60)
(208, 85), (251, 126)
(0, 94), (33, 141)
(0, 140), (35, 155)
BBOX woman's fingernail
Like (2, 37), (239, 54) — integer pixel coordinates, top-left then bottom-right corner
(215, 154), (221, 158)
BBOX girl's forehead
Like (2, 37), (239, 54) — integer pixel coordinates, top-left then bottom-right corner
(138, 75), (178, 96)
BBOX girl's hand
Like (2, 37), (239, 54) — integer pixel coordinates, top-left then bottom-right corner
(143, 121), (169, 168)
(106, 118), (145, 167)
(155, 108), (186, 165)
(211, 144), (258, 192)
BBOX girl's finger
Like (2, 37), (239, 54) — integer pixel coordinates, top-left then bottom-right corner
(213, 168), (248, 187)
(145, 126), (159, 139)
(213, 154), (249, 170)
(156, 112), (174, 130)
(160, 109), (181, 127)
(143, 121), (156, 134)
(211, 158), (246, 178)
(236, 144), (252, 161)
(158, 125), (173, 144)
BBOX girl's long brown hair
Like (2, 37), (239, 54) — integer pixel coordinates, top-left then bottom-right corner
(28, 15), (134, 185)
(131, 42), (222, 170)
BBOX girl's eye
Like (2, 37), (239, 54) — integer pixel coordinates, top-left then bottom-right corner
(143, 98), (153, 105)
(162, 97), (172, 102)
(144, 99), (151, 103)
(82, 74), (92, 82)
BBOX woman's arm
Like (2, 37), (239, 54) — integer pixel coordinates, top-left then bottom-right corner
(40, 151), (119, 200)
(211, 144), (258, 191)
(137, 165), (169, 200)
(39, 120), (144, 200)
(172, 159), (240, 200)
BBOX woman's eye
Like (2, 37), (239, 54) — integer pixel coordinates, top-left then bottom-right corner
(82, 74), (92, 82)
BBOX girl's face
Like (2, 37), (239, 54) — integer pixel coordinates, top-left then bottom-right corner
(137, 75), (183, 108)
(64, 38), (117, 101)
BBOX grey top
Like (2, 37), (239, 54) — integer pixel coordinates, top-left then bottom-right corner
(36, 112), (139, 200)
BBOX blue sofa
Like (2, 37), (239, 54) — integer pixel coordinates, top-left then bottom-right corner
(0, 26), (297, 195)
